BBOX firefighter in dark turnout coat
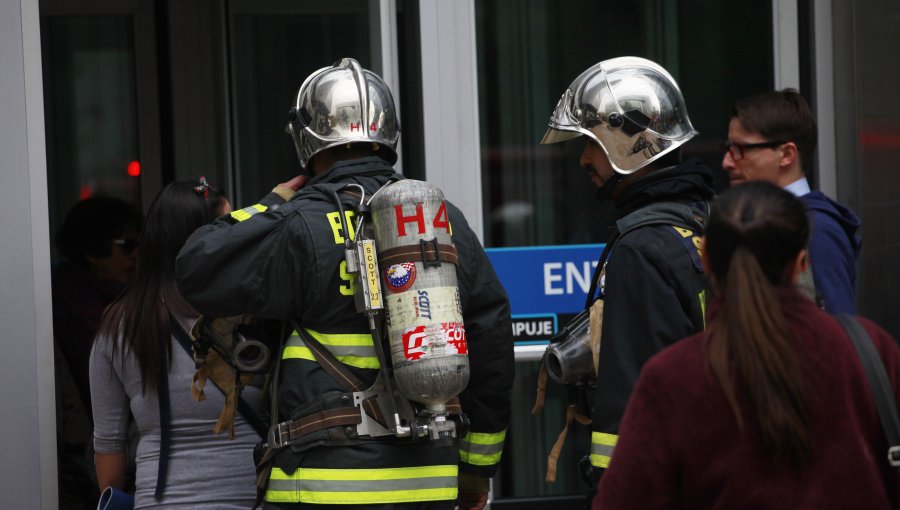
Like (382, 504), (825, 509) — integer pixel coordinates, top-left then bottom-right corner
(540, 57), (713, 482)
(176, 59), (513, 509)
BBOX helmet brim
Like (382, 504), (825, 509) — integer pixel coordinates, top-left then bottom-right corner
(540, 127), (582, 145)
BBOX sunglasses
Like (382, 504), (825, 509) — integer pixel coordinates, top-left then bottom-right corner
(111, 238), (140, 254)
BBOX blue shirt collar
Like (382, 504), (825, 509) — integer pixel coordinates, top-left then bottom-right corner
(784, 177), (811, 197)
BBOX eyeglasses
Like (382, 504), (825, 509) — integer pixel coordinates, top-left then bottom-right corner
(111, 239), (139, 254)
(722, 140), (786, 161)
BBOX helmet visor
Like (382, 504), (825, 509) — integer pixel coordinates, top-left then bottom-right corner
(541, 88), (587, 145)
(541, 127), (582, 145)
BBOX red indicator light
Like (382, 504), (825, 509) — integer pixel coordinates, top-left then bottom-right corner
(79, 184), (92, 200)
(127, 160), (141, 177)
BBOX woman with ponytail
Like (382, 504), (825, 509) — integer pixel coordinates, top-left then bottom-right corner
(594, 181), (900, 509)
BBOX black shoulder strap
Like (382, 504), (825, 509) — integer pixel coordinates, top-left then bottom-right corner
(835, 314), (900, 472)
(170, 316), (269, 438)
(155, 324), (172, 500)
(584, 231), (618, 308)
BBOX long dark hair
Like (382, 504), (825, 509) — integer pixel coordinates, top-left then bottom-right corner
(97, 181), (220, 393)
(704, 181), (812, 465)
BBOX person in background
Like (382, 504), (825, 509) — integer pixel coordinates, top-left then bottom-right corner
(53, 196), (142, 509)
(90, 180), (265, 509)
(595, 181), (900, 509)
(722, 89), (861, 314)
(54, 196), (143, 413)
(540, 56), (714, 484)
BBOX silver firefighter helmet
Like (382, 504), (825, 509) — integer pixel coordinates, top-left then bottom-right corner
(286, 58), (400, 169)
(541, 56), (697, 175)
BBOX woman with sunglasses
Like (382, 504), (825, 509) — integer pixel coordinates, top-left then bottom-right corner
(594, 181), (900, 509)
(90, 180), (263, 509)
(53, 195), (143, 507)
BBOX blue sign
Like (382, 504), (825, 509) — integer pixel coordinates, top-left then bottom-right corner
(486, 244), (604, 343)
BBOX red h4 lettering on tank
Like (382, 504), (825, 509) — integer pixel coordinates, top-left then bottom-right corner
(394, 202), (451, 236)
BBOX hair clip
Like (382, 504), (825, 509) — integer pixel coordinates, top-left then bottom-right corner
(194, 176), (210, 198)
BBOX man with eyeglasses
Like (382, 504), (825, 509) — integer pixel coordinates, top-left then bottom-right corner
(723, 89), (861, 314)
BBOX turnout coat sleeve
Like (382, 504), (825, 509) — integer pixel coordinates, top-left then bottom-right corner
(175, 200), (313, 320)
(591, 225), (705, 468)
(448, 204), (515, 478)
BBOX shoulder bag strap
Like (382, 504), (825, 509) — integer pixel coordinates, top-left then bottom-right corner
(170, 315), (269, 438)
(835, 314), (900, 471)
(154, 323), (172, 500)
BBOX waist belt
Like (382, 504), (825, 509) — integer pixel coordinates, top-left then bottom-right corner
(268, 323), (462, 449)
(267, 405), (362, 448)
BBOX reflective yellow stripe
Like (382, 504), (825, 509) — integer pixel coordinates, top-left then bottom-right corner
(590, 431), (618, 468)
(230, 203), (267, 222)
(699, 289), (707, 328)
(281, 329), (380, 369)
(459, 429), (506, 466)
(265, 465), (458, 504)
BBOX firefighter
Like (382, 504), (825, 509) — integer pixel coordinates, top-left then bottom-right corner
(175, 58), (513, 510)
(540, 57), (714, 485)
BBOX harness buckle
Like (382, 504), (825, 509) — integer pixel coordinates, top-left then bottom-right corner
(889, 445), (900, 467)
(420, 238), (441, 268)
(266, 420), (291, 449)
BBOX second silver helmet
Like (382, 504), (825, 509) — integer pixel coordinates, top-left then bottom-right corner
(287, 58), (400, 169)
(541, 56), (697, 175)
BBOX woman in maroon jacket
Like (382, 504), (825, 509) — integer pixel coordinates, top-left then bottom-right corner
(594, 181), (900, 509)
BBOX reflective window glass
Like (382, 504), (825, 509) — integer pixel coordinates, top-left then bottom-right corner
(476, 0), (773, 249)
(42, 16), (141, 262)
(229, 1), (370, 206)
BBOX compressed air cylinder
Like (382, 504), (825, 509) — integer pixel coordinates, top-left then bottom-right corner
(370, 180), (470, 414)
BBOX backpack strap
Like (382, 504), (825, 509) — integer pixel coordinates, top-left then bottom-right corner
(171, 316), (269, 438)
(835, 314), (900, 472)
(288, 320), (386, 426)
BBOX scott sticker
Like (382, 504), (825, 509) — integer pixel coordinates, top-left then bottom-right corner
(385, 262), (416, 293)
(401, 322), (468, 361)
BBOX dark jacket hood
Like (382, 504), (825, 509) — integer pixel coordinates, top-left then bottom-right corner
(613, 158), (716, 217)
(802, 190), (862, 256)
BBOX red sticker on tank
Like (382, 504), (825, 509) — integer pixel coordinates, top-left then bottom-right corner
(402, 325), (428, 360)
(442, 322), (468, 354)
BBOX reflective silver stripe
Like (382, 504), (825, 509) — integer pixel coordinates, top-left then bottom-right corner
(458, 439), (503, 457)
(267, 476), (457, 493)
(266, 465), (459, 503)
(230, 203), (267, 222)
(590, 441), (614, 458)
(285, 330), (379, 368)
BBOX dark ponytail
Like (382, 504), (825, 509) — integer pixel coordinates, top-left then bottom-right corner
(704, 181), (811, 465)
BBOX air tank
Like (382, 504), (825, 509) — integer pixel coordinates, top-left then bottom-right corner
(370, 179), (470, 414)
